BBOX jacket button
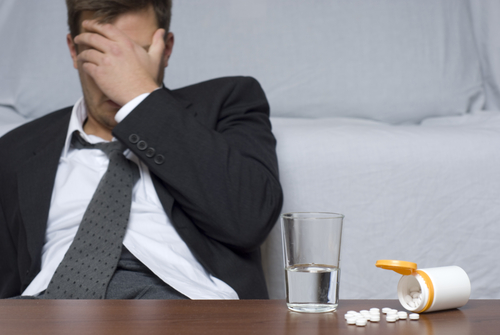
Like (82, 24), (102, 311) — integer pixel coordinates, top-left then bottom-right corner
(154, 154), (165, 165)
(137, 140), (148, 151)
(146, 147), (156, 158)
(26, 270), (29, 275)
(129, 134), (140, 143)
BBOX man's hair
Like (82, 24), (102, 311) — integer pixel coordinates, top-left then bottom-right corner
(65, 0), (172, 39)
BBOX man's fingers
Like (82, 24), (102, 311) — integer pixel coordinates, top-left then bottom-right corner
(148, 29), (166, 62)
(82, 20), (123, 42)
(81, 62), (98, 77)
(74, 33), (111, 53)
(78, 49), (105, 66)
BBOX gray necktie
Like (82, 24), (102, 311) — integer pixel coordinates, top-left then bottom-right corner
(44, 132), (139, 299)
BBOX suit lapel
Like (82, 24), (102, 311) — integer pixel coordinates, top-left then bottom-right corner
(17, 111), (71, 264)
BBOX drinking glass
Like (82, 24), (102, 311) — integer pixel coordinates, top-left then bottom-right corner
(281, 212), (344, 313)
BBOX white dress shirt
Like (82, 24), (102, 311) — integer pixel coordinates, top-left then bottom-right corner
(22, 95), (239, 299)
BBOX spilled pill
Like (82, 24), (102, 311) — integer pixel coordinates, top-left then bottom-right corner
(356, 318), (368, 327)
(386, 315), (397, 322)
(397, 311), (408, 319)
(410, 313), (420, 320)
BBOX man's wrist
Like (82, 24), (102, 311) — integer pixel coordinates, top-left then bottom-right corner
(115, 89), (158, 123)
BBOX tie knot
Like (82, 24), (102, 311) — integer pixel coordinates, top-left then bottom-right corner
(72, 132), (125, 157)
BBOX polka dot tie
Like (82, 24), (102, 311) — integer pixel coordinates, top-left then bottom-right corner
(44, 132), (139, 299)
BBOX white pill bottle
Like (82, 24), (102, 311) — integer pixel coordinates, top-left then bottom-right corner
(376, 260), (471, 313)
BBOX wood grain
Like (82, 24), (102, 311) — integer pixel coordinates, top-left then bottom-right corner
(0, 300), (498, 334)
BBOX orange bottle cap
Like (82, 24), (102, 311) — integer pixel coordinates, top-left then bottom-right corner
(375, 260), (417, 276)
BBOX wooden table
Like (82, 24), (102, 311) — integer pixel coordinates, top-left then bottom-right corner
(0, 299), (498, 334)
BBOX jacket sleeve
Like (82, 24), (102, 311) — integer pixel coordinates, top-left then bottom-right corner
(0, 199), (21, 298)
(112, 77), (283, 253)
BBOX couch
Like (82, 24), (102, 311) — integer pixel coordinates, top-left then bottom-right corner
(1, 0), (499, 299)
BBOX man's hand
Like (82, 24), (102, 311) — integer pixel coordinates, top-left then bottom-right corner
(74, 20), (166, 106)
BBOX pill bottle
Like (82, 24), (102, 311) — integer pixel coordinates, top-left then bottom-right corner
(375, 260), (471, 313)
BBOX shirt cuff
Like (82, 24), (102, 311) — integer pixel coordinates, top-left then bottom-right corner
(115, 88), (160, 123)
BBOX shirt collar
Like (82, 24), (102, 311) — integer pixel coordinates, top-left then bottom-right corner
(62, 98), (111, 158)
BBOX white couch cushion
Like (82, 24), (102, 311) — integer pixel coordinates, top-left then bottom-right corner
(263, 112), (500, 299)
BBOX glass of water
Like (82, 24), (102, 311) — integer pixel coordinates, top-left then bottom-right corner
(281, 212), (344, 313)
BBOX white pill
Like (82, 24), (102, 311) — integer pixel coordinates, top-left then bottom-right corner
(405, 295), (412, 304)
(370, 308), (380, 313)
(347, 318), (357, 325)
(387, 310), (397, 315)
(347, 310), (357, 315)
(360, 310), (369, 314)
(388, 314), (400, 320)
(370, 315), (380, 322)
(408, 301), (416, 308)
(397, 312), (408, 319)
(348, 313), (361, 320)
(411, 292), (420, 298)
(356, 318), (368, 326)
(386, 315), (397, 322)
(410, 313), (420, 320)
(382, 307), (392, 314)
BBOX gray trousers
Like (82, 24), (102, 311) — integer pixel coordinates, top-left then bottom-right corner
(10, 246), (189, 300)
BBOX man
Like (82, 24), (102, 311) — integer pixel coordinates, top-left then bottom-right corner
(0, 0), (282, 299)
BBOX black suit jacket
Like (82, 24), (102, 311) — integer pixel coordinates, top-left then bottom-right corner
(0, 76), (283, 299)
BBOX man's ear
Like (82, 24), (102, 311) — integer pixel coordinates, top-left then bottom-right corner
(66, 33), (78, 69)
(163, 32), (174, 68)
